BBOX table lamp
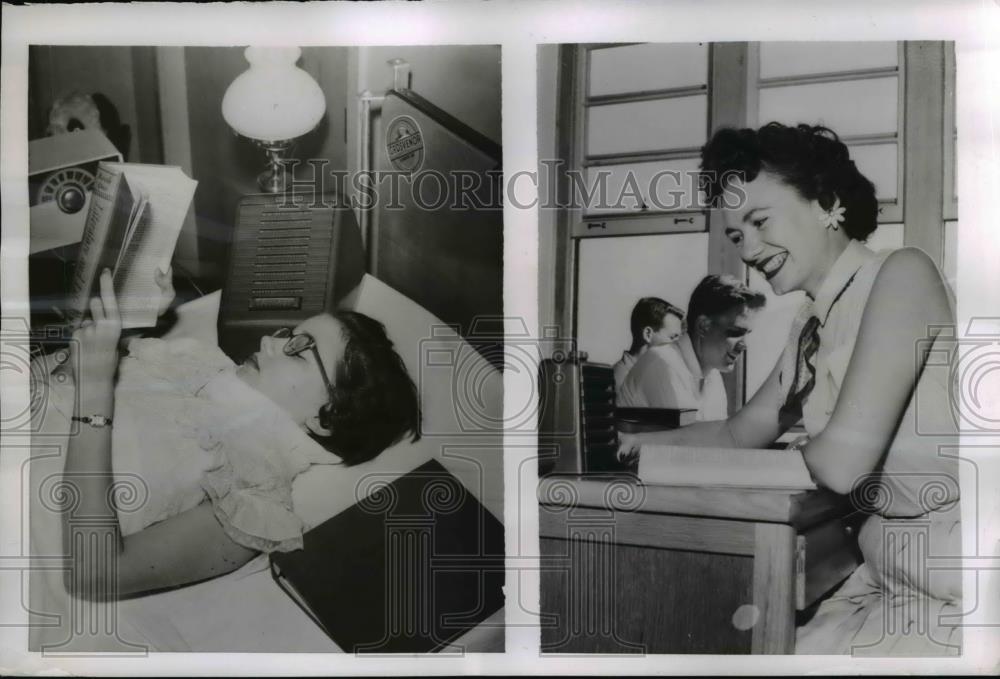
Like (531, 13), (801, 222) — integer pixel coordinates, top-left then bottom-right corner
(221, 47), (326, 193)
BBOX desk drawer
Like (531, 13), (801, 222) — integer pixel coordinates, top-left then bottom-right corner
(796, 516), (862, 610)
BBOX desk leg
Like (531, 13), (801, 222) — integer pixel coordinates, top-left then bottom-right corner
(751, 523), (797, 654)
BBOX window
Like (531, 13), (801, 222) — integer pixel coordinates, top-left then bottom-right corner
(570, 43), (711, 367)
(548, 42), (956, 409)
(751, 42), (903, 221)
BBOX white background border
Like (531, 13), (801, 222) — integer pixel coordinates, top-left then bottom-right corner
(2, 0), (998, 675)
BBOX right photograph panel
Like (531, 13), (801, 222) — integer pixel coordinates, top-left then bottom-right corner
(536, 41), (961, 656)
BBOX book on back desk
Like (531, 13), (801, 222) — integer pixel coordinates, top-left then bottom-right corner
(269, 459), (505, 653)
(615, 407), (698, 433)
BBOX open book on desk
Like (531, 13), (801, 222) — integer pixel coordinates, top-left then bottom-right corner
(66, 162), (197, 329)
(637, 445), (817, 491)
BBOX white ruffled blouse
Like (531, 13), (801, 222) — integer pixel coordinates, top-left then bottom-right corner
(111, 337), (338, 552)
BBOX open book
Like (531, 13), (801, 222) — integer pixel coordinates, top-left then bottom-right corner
(637, 445), (817, 490)
(66, 162), (197, 329)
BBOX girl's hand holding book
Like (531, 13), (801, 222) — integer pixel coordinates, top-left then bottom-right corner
(154, 266), (175, 318)
(71, 268), (123, 389)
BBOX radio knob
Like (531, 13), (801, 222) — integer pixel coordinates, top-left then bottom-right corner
(56, 184), (87, 214)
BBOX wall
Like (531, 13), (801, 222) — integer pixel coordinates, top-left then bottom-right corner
(179, 46), (349, 285)
(346, 44), (502, 222)
(350, 45), (501, 147)
(28, 46), (161, 164)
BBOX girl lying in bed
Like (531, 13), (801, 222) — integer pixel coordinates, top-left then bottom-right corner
(60, 269), (420, 600)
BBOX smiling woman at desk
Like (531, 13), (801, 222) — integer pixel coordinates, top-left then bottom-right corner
(621, 123), (961, 656)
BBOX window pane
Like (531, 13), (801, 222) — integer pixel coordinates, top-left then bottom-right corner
(577, 234), (708, 365)
(758, 77), (898, 136)
(850, 143), (898, 201)
(588, 95), (707, 156)
(583, 157), (702, 214)
(590, 43), (708, 96)
(759, 42), (897, 79)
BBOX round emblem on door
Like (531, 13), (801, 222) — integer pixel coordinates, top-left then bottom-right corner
(385, 115), (424, 174)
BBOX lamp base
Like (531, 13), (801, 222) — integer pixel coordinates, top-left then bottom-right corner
(255, 139), (295, 194)
(257, 165), (292, 194)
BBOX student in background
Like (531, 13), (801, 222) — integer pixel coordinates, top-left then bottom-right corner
(612, 297), (685, 390)
(617, 275), (765, 421)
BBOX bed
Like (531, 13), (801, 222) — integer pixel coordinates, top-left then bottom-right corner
(27, 273), (504, 653)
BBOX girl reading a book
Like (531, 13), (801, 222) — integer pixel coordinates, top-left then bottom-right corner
(60, 269), (420, 600)
(620, 123), (960, 655)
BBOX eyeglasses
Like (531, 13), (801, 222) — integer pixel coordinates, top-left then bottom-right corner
(272, 327), (333, 395)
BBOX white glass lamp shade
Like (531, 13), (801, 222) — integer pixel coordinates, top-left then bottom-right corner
(221, 47), (326, 142)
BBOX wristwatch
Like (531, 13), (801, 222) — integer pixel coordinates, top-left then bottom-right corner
(72, 414), (113, 428)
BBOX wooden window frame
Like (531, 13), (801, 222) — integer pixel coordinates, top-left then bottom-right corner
(747, 42), (906, 224)
(943, 42), (957, 222)
(554, 43), (749, 410)
(548, 41), (953, 411)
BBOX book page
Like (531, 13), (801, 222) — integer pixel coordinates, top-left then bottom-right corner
(111, 165), (197, 328)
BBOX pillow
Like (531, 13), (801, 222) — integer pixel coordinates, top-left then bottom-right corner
(292, 274), (503, 527)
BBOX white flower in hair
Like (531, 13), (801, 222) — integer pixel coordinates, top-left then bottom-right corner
(821, 198), (846, 230)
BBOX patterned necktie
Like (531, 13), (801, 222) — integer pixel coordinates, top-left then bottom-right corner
(779, 314), (821, 430)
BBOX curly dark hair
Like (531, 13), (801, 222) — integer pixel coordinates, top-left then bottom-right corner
(699, 122), (878, 241)
(310, 310), (421, 466)
(628, 297), (685, 354)
(687, 274), (766, 327)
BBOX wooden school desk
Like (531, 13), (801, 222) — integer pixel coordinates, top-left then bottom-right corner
(538, 474), (862, 654)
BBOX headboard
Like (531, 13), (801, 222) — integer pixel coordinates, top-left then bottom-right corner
(372, 89), (503, 367)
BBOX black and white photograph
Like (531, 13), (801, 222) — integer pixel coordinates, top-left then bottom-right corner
(537, 41), (966, 655)
(20, 43), (504, 654)
(2, 1), (999, 676)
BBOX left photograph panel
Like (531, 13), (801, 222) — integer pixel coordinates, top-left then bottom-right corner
(23, 44), (504, 653)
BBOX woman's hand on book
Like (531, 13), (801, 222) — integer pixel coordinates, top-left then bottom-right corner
(154, 266), (175, 318)
(71, 269), (122, 388)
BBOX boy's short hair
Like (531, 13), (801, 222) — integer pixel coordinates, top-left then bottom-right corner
(629, 297), (685, 353)
(687, 275), (766, 325)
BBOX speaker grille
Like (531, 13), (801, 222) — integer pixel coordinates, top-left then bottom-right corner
(224, 195), (337, 315)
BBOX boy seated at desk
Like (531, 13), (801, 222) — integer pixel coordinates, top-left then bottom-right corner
(617, 275), (765, 422)
(612, 297), (685, 390)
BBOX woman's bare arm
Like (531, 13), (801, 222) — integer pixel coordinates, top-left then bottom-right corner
(64, 270), (257, 601)
(619, 359), (787, 461)
(801, 248), (953, 494)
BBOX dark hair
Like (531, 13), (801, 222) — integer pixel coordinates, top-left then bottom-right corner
(310, 310), (421, 466)
(628, 297), (684, 354)
(687, 275), (766, 327)
(699, 122), (878, 241)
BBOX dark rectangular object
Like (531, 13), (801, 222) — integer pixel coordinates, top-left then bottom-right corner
(219, 191), (365, 361)
(269, 459), (505, 653)
(614, 407), (699, 433)
(538, 355), (625, 474)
